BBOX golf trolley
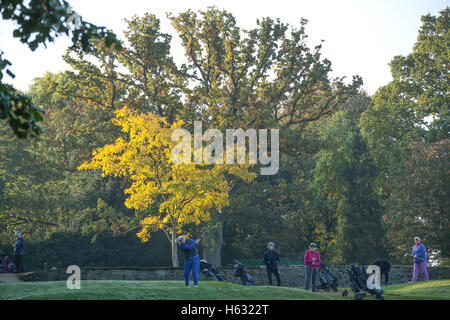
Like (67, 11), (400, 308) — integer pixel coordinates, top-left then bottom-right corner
(0, 250), (17, 274)
(346, 263), (384, 300)
(230, 260), (255, 286)
(316, 263), (339, 292)
(200, 259), (226, 281)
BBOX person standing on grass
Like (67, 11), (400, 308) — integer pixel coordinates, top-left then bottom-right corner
(263, 242), (281, 286)
(304, 242), (321, 292)
(12, 231), (25, 273)
(177, 236), (201, 288)
(410, 236), (429, 282)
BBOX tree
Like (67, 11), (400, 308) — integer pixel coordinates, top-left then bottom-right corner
(388, 7), (449, 142)
(312, 111), (386, 264)
(169, 7), (362, 264)
(361, 7), (449, 183)
(78, 107), (255, 266)
(0, 70), (139, 254)
(0, 0), (121, 138)
(384, 139), (449, 263)
(119, 14), (185, 122)
(170, 8), (362, 130)
(360, 8), (449, 263)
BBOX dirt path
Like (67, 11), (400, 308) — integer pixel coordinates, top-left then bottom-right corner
(0, 273), (23, 283)
(315, 288), (354, 298)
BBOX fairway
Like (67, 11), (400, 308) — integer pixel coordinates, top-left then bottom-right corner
(0, 280), (331, 300)
(0, 280), (449, 300)
(381, 280), (450, 300)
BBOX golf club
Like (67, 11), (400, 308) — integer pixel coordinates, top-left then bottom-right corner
(404, 253), (426, 262)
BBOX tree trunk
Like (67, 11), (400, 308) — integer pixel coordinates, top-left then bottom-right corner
(171, 226), (179, 267)
(203, 220), (223, 266)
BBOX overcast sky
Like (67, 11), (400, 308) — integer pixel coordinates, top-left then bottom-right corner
(0, 0), (448, 94)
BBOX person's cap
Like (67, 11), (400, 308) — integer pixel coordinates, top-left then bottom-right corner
(309, 242), (317, 247)
(267, 242), (275, 248)
(176, 235), (185, 242)
(14, 231), (21, 237)
(414, 236), (421, 241)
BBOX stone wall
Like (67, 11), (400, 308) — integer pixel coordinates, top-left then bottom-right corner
(17, 265), (450, 287)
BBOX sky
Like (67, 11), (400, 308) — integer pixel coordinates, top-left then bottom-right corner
(0, 0), (448, 94)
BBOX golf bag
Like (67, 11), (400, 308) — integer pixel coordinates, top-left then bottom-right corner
(232, 260), (255, 286)
(316, 263), (338, 292)
(0, 250), (17, 274)
(200, 259), (226, 281)
(346, 263), (384, 300)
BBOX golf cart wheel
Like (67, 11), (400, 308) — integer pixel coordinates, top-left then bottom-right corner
(355, 293), (364, 300)
(376, 294), (385, 300)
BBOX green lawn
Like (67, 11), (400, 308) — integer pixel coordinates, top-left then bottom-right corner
(0, 280), (331, 300)
(0, 279), (448, 300)
(381, 280), (450, 300)
(326, 279), (450, 300)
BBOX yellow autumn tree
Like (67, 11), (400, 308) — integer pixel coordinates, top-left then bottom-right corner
(79, 107), (255, 266)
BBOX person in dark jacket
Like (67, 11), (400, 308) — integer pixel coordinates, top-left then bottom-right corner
(12, 231), (25, 273)
(263, 242), (281, 286)
(177, 235), (201, 287)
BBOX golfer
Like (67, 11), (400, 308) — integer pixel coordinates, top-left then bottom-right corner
(12, 231), (25, 273)
(304, 242), (321, 292)
(410, 236), (429, 282)
(177, 236), (201, 287)
(263, 242), (281, 286)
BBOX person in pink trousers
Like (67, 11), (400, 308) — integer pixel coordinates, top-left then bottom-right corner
(409, 236), (429, 282)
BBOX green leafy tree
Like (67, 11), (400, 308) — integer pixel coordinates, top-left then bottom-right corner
(0, 71), (133, 248)
(361, 7), (449, 184)
(360, 8), (449, 263)
(313, 111), (386, 264)
(388, 7), (449, 142)
(384, 139), (449, 264)
(170, 8), (362, 130)
(169, 7), (362, 265)
(0, 0), (121, 138)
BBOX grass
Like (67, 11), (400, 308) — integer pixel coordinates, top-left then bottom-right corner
(381, 280), (450, 300)
(0, 280), (332, 300)
(317, 279), (450, 300)
(0, 279), (448, 300)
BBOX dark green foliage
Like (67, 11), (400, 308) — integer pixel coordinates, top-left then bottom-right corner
(360, 7), (449, 264)
(0, 231), (171, 270)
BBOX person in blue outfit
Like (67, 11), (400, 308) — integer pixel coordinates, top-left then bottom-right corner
(410, 236), (429, 282)
(177, 235), (201, 287)
(12, 231), (25, 273)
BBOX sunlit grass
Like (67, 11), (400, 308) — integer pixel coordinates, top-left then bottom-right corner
(0, 280), (333, 300)
(382, 280), (450, 300)
(1, 279), (448, 300)
(387, 279), (450, 292)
